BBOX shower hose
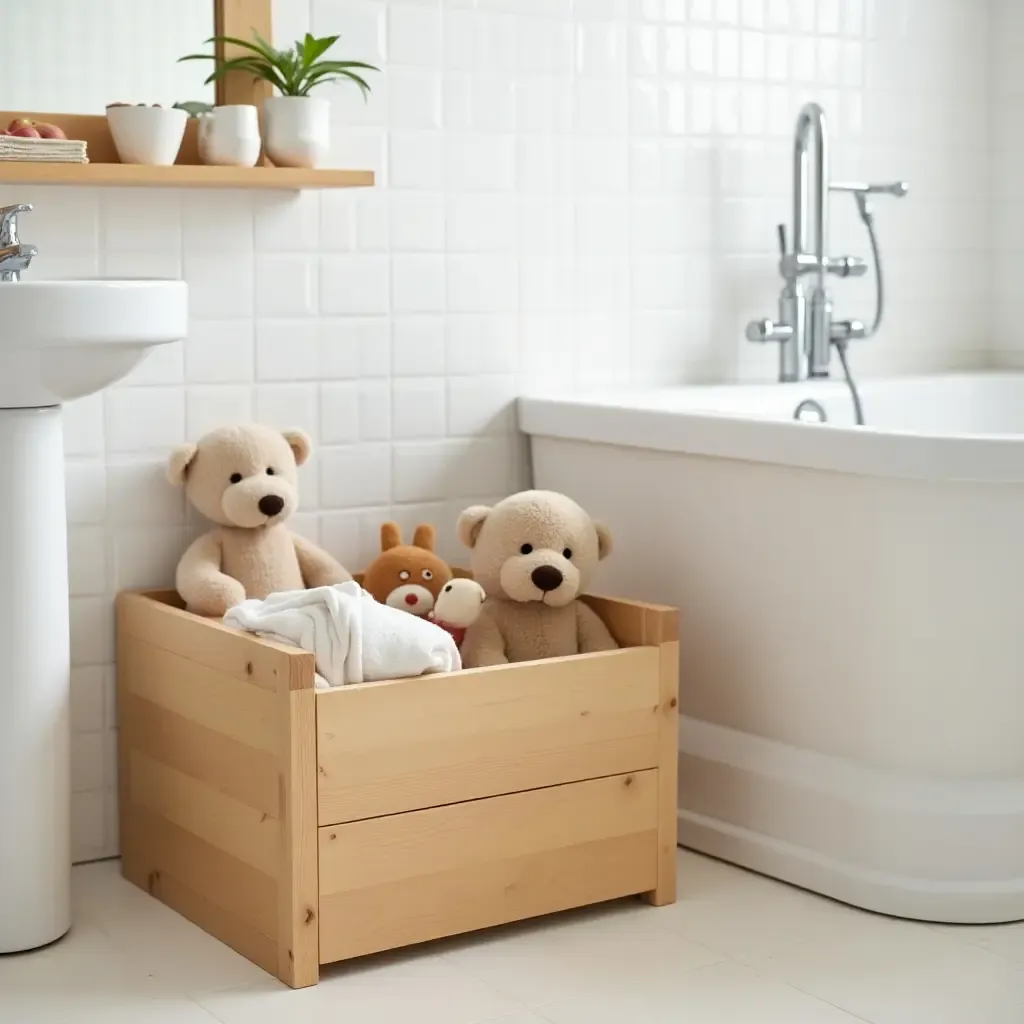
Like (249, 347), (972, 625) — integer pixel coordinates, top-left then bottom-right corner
(835, 191), (885, 426)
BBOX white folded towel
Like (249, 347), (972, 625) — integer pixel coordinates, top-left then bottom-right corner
(224, 581), (461, 689)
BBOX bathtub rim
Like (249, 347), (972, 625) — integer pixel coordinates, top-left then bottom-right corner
(518, 373), (1024, 484)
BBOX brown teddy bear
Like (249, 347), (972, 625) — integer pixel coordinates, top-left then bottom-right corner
(362, 523), (453, 616)
(168, 423), (352, 616)
(457, 490), (619, 668)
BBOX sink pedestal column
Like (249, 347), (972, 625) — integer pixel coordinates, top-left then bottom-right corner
(0, 406), (71, 952)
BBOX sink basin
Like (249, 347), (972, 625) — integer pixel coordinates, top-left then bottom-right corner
(0, 278), (187, 407)
(0, 276), (186, 955)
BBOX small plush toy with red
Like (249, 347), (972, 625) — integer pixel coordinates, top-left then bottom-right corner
(429, 577), (486, 649)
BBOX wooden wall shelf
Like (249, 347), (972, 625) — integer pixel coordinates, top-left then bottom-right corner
(0, 162), (374, 190)
(0, 94), (374, 192)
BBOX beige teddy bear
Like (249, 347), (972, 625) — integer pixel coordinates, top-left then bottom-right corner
(457, 490), (619, 668)
(168, 423), (352, 616)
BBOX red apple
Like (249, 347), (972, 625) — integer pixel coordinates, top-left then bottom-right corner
(9, 124), (41, 138)
(7, 118), (33, 133)
(34, 122), (66, 140)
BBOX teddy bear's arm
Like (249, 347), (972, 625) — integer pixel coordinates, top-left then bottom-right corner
(575, 600), (619, 654)
(176, 531), (246, 617)
(460, 603), (509, 669)
(292, 532), (353, 588)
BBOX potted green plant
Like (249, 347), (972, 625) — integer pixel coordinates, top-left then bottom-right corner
(178, 32), (378, 169)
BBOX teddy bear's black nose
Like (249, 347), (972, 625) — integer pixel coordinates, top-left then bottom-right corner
(259, 494), (285, 517)
(531, 565), (563, 592)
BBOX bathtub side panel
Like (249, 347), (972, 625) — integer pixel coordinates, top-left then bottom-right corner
(529, 434), (1024, 923)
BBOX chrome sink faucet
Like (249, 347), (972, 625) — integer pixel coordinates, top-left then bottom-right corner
(0, 204), (37, 282)
(746, 103), (906, 382)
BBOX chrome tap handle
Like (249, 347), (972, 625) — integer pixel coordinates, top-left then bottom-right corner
(831, 319), (866, 342)
(826, 256), (868, 278)
(777, 223), (787, 255)
(746, 318), (794, 343)
(0, 203), (32, 246)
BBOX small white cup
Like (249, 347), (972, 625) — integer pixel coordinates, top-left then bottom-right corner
(197, 104), (261, 168)
(106, 105), (188, 166)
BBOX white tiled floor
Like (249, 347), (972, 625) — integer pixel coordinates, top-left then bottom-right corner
(5, 850), (1024, 1023)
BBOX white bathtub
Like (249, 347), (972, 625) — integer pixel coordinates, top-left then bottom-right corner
(520, 372), (1024, 924)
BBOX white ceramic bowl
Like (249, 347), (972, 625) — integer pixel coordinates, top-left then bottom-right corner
(106, 105), (187, 166)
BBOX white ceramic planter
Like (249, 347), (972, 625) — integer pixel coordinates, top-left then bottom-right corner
(106, 105), (187, 166)
(262, 96), (329, 169)
(197, 105), (261, 167)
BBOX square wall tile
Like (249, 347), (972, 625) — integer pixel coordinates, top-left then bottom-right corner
(255, 255), (318, 316)
(105, 388), (185, 455)
(320, 444), (393, 508)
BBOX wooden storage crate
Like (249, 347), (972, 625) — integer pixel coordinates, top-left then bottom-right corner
(115, 586), (679, 989)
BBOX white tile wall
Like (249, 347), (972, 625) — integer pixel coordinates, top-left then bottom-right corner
(0, 0), (992, 862)
(991, 0), (1024, 367)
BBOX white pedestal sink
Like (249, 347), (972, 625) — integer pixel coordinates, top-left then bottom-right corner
(0, 279), (187, 953)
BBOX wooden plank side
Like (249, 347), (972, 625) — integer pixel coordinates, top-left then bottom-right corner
(119, 634), (279, 753)
(277, 688), (319, 988)
(120, 692), (279, 819)
(0, 162), (375, 189)
(318, 772), (658, 963)
(129, 750), (280, 878)
(142, 867), (280, 978)
(121, 804), (278, 941)
(644, 640), (680, 907)
(118, 591), (310, 692)
(317, 648), (661, 825)
(583, 595), (679, 647)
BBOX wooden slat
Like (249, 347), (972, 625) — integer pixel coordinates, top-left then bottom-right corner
(118, 592), (310, 693)
(122, 804), (278, 940)
(119, 634), (279, 753)
(645, 640), (679, 907)
(120, 692), (279, 819)
(317, 647), (661, 825)
(129, 750), (280, 878)
(318, 772), (658, 963)
(0, 162), (374, 189)
(277, 687), (319, 988)
(583, 595), (678, 647)
(141, 866), (280, 977)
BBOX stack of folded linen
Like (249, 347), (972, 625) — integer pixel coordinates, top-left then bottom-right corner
(0, 137), (87, 163)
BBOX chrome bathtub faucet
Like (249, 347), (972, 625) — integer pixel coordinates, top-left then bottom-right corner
(0, 203), (37, 281)
(746, 103), (906, 383)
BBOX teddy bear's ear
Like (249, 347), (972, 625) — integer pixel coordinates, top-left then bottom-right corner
(457, 505), (491, 548)
(167, 442), (198, 486)
(380, 522), (402, 551)
(282, 429), (312, 467)
(412, 524), (436, 551)
(595, 521), (613, 561)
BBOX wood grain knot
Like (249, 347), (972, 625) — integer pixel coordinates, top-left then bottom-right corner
(245, 661), (254, 676)
(304, 908), (316, 925)
(329, 832), (337, 841)
(669, 697), (678, 709)
(624, 775), (634, 787)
